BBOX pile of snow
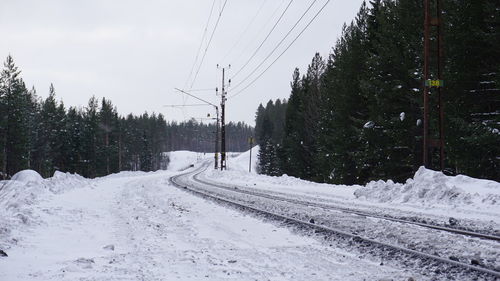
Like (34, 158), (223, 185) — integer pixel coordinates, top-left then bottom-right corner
(1, 171), (48, 228)
(355, 167), (500, 209)
(166, 151), (213, 171)
(46, 171), (90, 193)
(228, 145), (259, 173)
(10, 170), (43, 183)
(0, 170), (92, 251)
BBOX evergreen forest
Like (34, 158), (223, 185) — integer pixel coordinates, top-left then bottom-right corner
(0, 56), (253, 179)
(255, 0), (500, 183)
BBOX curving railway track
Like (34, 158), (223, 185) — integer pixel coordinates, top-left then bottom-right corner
(170, 163), (500, 280)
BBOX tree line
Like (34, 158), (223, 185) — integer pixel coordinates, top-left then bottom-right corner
(0, 56), (253, 179)
(255, 0), (499, 183)
(166, 119), (254, 153)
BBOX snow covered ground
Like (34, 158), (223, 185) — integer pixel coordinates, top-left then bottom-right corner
(165, 151), (214, 171)
(1, 149), (499, 280)
(226, 145), (259, 173)
(0, 167), (418, 280)
(205, 151), (500, 227)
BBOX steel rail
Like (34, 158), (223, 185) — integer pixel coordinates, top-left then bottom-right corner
(170, 169), (500, 279)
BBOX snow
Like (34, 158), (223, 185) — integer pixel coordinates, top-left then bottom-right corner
(1, 151), (499, 280)
(166, 150), (213, 171)
(227, 145), (259, 173)
(0, 168), (414, 280)
(363, 121), (375, 129)
(202, 150), (500, 224)
(355, 167), (500, 210)
(0, 170), (93, 260)
(205, 168), (358, 201)
(10, 170), (43, 183)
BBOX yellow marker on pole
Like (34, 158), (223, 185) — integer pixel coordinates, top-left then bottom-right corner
(425, 79), (444, 87)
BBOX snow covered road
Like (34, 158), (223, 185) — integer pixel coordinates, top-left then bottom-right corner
(0, 170), (418, 281)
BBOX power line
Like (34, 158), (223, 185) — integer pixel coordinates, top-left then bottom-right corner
(184, 0), (217, 89)
(230, 0), (319, 92)
(174, 88), (218, 108)
(229, 0), (287, 68)
(231, 0), (295, 80)
(219, 0), (268, 64)
(229, 0), (332, 99)
(184, 88), (216, 92)
(190, 0), (229, 89)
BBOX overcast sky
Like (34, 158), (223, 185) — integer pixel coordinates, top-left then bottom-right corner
(1, 0), (363, 126)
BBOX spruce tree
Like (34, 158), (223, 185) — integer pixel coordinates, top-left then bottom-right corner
(0, 55), (30, 176)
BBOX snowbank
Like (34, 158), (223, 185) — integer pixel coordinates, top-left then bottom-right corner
(355, 167), (500, 209)
(203, 159), (499, 223)
(0, 170), (92, 251)
(47, 171), (90, 193)
(227, 145), (259, 173)
(166, 151), (213, 171)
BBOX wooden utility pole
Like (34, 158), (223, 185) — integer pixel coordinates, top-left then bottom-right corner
(423, 0), (445, 171)
(248, 137), (254, 173)
(214, 92), (219, 170)
(220, 67), (227, 170)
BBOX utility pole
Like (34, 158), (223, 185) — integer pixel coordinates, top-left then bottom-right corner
(423, 0), (445, 171)
(220, 67), (227, 170)
(214, 88), (219, 170)
(248, 136), (254, 173)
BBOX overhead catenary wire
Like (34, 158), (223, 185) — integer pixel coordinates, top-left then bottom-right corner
(230, 0), (319, 92)
(231, 0), (295, 80)
(184, 0), (217, 89)
(174, 88), (218, 108)
(189, 0), (229, 89)
(184, 88), (217, 93)
(164, 104), (212, 107)
(229, 0), (287, 68)
(220, 0), (268, 64)
(229, 0), (332, 99)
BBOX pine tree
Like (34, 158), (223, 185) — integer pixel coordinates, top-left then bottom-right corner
(65, 106), (84, 173)
(140, 129), (153, 171)
(444, 0), (500, 179)
(281, 69), (307, 178)
(96, 98), (119, 175)
(0, 55), (30, 176)
(82, 96), (99, 177)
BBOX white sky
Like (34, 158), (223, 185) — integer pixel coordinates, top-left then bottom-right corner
(0, 0), (363, 126)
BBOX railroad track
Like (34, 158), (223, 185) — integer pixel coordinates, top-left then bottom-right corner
(192, 167), (500, 242)
(170, 165), (500, 279)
